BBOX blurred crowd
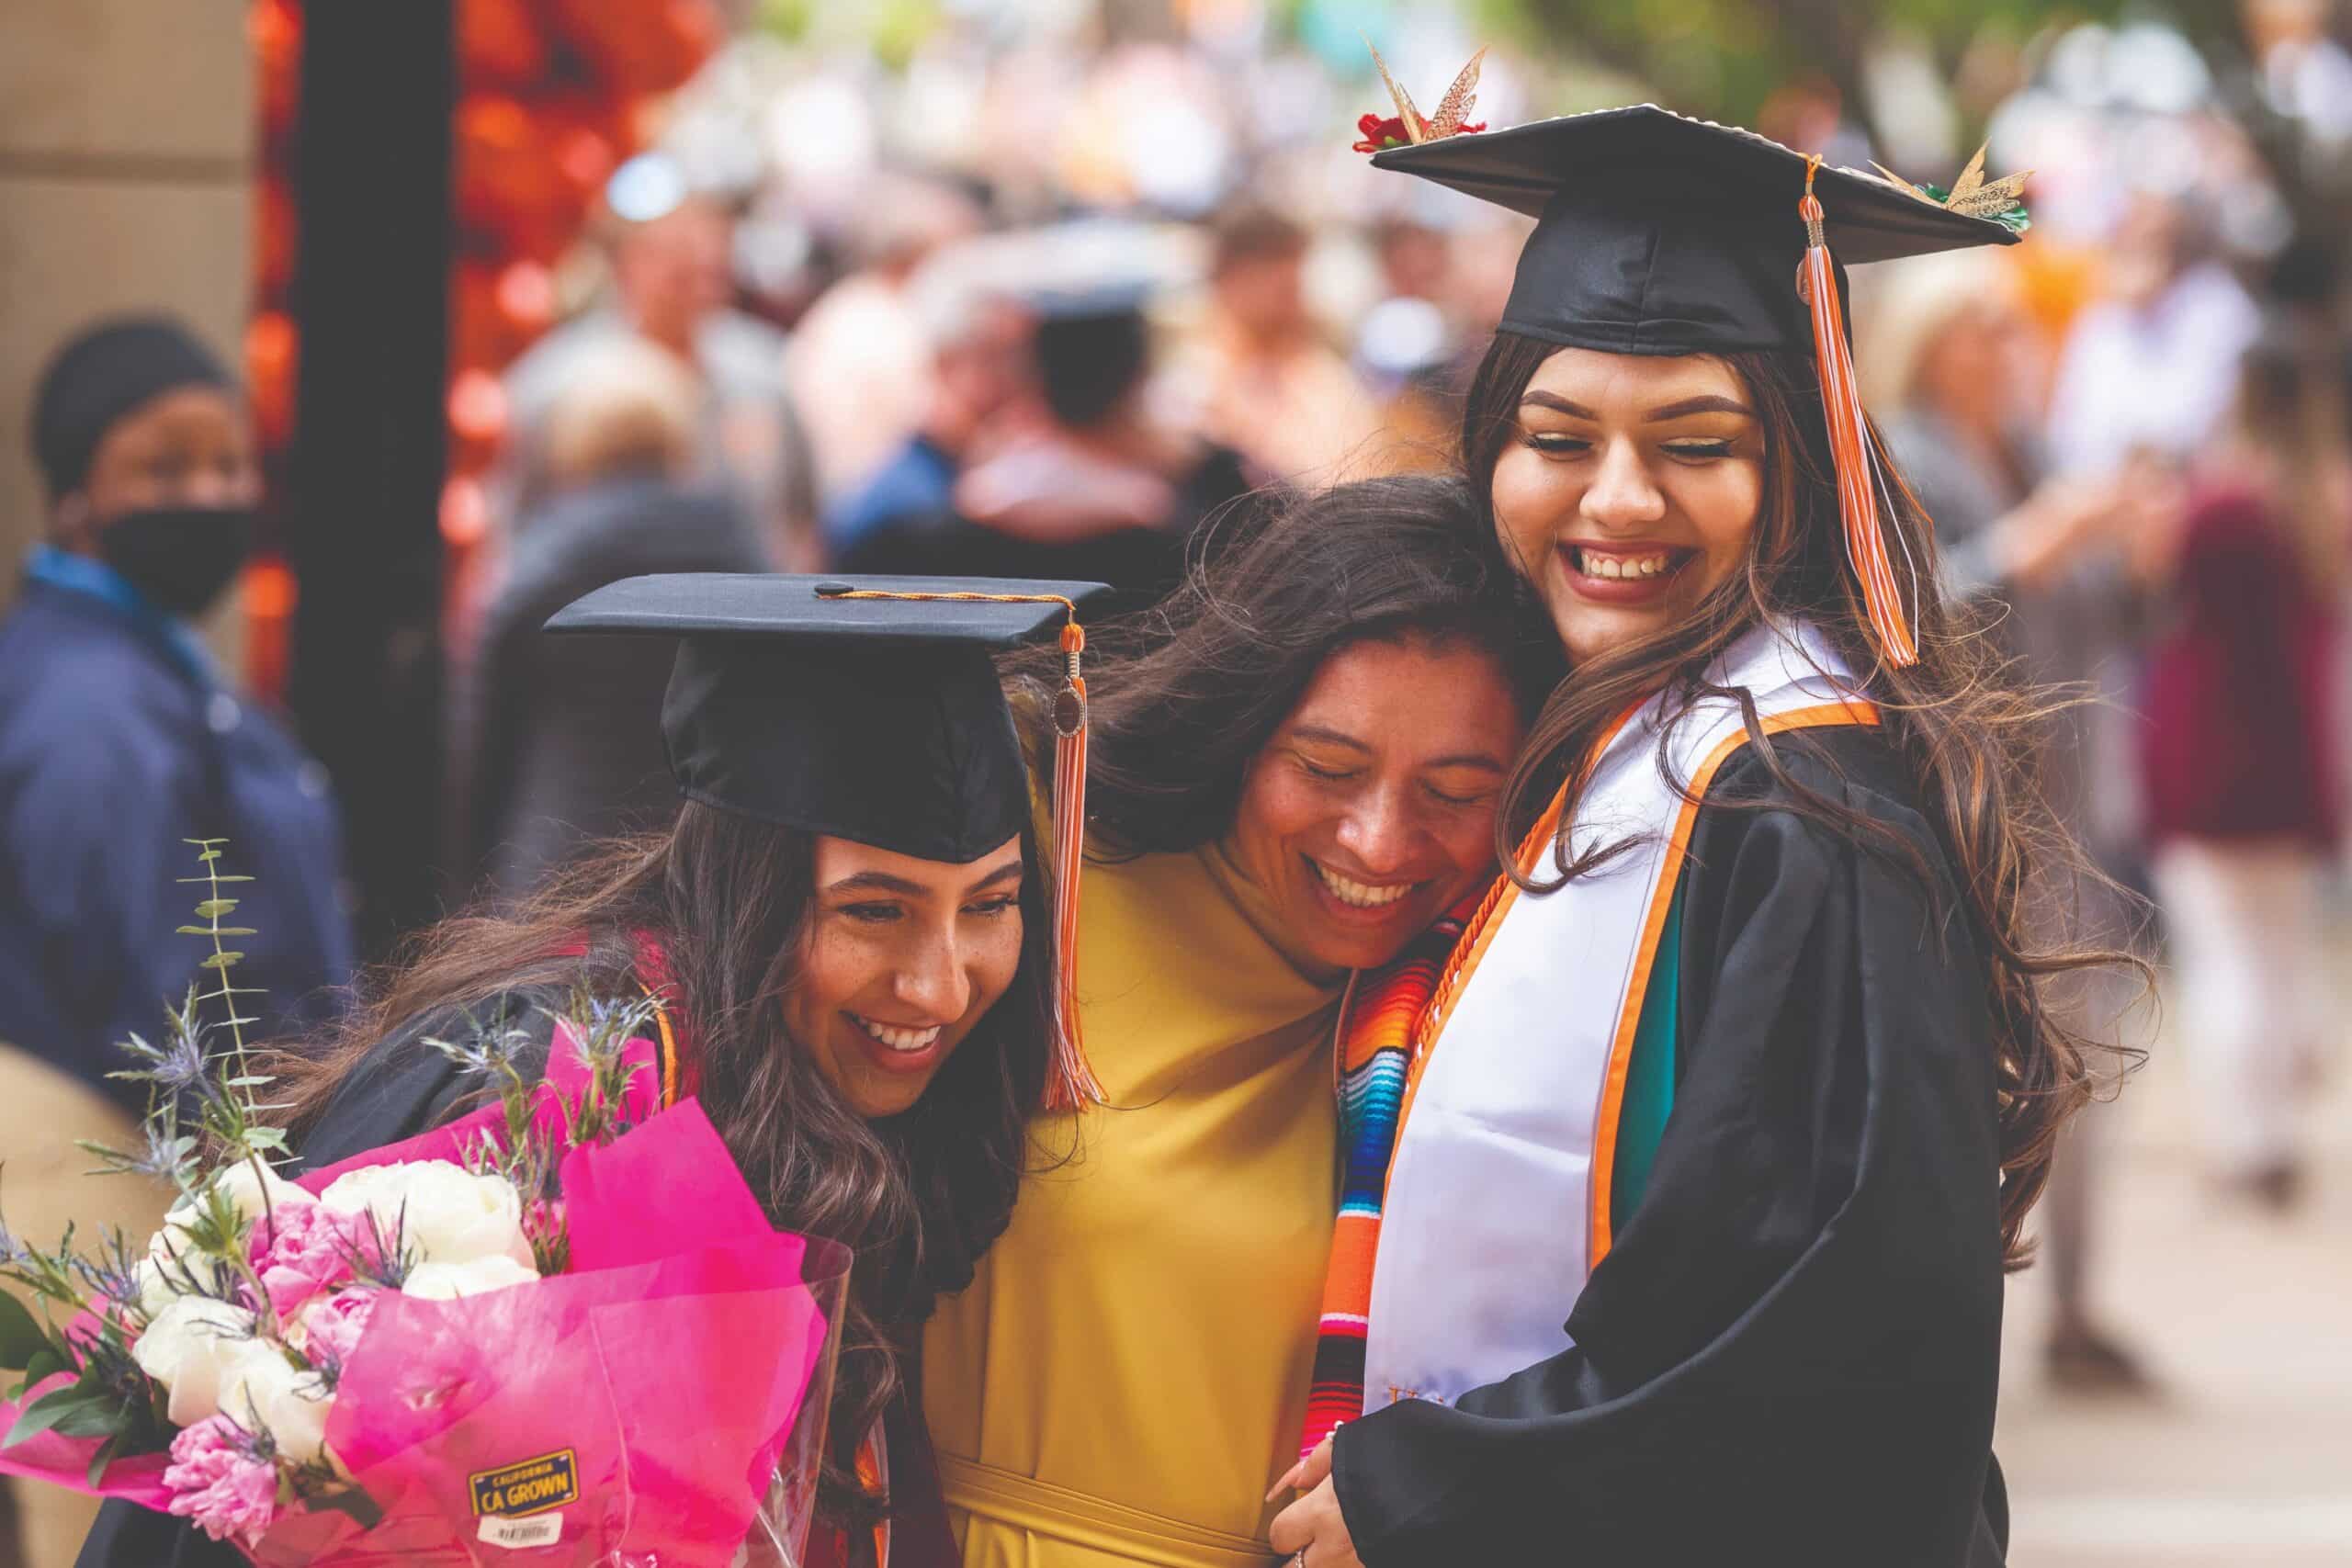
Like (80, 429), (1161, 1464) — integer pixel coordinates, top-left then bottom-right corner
(5, 3), (2352, 1489)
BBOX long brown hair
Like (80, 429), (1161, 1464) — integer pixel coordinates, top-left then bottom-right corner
(1461, 330), (2139, 1269)
(274, 800), (1055, 1528)
(1026, 473), (1559, 857)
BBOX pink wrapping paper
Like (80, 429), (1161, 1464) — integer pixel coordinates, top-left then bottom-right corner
(0, 1036), (834, 1567)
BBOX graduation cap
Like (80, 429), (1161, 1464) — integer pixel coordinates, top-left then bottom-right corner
(545, 572), (1112, 1108)
(1374, 100), (2030, 668)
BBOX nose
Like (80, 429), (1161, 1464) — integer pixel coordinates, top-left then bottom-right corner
(890, 920), (974, 1023)
(1332, 784), (1417, 877)
(1580, 436), (1666, 531)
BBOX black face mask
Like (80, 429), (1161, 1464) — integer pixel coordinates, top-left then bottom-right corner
(96, 505), (256, 619)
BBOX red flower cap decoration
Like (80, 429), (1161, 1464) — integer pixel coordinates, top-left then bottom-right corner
(1352, 45), (1487, 155)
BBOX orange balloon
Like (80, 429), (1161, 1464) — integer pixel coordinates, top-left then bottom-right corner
(254, 175), (298, 301)
(453, 93), (570, 261)
(440, 475), (492, 547)
(458, 0), (548, 90)
(249, 0), (302, 148)
(446, 367), (510, 468)
(245, 311), (300, 449)
(543, 0), (721, 98)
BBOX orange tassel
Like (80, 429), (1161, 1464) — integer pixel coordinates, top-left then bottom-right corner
(1044, 621), (1103, 1111)
(1798, 159), (1919, 668)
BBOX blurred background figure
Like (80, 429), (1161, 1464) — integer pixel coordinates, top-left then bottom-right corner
(1867, 249), (2166, 1394)
(821, 252), (1035, 563)
(841, 227), (1251, 616)
(786, 172), (986, 512)
(2140, 324), (2349, 1210)
(0, 317), (355, 1108)
(2048, 191), (2263, 480)
(451, 334), (764, 903)
(1170, 200), (1388, 484)
(500, 153), (811, 569)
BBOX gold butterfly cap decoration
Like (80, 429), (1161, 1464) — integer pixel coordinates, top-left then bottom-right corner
(1352, 44), (1487, 154)
(1871, 143), (2032, 233)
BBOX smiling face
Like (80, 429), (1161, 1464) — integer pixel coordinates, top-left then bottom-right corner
(1229, 635), (1524, 971)
(1490, 348), (1766, 667)
(782, 833), (1027, 1119)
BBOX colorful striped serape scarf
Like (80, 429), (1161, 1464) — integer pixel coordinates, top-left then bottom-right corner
(1297, 893), (1477, 1458)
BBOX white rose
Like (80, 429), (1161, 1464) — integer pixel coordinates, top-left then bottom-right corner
(139, 1162), (313, 1318)
(131, 1297), (265, 1427)
(320, 1161), (531, 1270)
(401, 1255), (538, 1302)
(219, 1348), (334, 1467)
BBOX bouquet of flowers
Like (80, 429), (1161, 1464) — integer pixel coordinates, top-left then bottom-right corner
(0, 842), (845, 1565)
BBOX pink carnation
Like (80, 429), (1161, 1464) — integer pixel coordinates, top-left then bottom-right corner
(295, 1286), (379, 1371)
(249, 1198), (364, 1321)
(163, 1416), (280, 1543)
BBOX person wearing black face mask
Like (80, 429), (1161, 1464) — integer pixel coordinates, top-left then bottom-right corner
(0, 315), (356, 1109)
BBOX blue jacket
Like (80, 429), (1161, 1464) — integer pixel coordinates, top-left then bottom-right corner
(0, 556), (356, 1108)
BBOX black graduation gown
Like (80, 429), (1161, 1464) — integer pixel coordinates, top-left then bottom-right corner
(0, 581), (356, 1111)
(1330, 728), (2012, 1567)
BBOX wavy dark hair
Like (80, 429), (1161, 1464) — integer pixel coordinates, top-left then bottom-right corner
(271, 799), (1054, 1532)
(1012, 473), (1560, 858)
(1461, 330), (2142, 1270)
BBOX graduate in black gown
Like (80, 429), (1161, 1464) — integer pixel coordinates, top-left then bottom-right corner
(1269, 107), (2121, 1568)
(80, 573), (1108, 1568)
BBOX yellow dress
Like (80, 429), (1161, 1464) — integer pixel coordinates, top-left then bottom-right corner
(922, 842), (1345, 1568)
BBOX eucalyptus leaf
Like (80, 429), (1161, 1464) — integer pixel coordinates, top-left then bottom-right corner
(22, 1348), (68, 1391)
(5, 1383), (102, 1446)
(0, 1292), (46, 1371)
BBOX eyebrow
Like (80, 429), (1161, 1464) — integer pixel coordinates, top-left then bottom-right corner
(1289, 725), (1371, 753)
(1521, 390), (1755, 422)
(1293, 727), (1507, 773)
(825, 860), (1024, 898)
(826, 871), (927, 897)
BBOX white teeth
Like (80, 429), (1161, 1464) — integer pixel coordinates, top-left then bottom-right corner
(1312, 862), (1415, 910)
(1577, 548), (1672, 580)
(854, 1016), (942, 1053)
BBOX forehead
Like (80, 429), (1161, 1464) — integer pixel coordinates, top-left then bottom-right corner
(813, 832), (1023, 885)
(99, 385), (246, 449)
(1523, 347), (1746, 409)
(1285, 636), (1521, 739)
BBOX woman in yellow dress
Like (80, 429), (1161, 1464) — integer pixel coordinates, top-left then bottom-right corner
(921, 474), (1554, 1566)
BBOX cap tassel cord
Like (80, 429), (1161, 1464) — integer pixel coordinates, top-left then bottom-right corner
(1046, 622), (1102, 1111)
(1798, 158), (1919, 668)
(813, 584), (1104, 1109)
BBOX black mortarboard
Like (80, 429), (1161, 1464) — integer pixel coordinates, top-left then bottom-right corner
(1372, 106), (2021, 357)
(544, 573), (1111, 864)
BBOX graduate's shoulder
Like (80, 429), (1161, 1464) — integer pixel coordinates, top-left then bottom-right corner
(1693, 721), (1959, 895)
(292, 983), (569, 1168)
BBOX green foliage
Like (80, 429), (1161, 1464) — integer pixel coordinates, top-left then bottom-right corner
(0, 840), (291, 1465)
(1475, 0), (2151, 141)
(0, 1292), (46, 1371)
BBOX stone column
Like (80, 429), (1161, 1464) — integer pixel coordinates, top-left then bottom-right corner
(0, 1), (253, 649)
(0, 11), (250, 1563)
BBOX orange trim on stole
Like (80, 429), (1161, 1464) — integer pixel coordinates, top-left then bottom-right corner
(1378, 704), (1641, 1216)
(1584, 700), (1879, 1269)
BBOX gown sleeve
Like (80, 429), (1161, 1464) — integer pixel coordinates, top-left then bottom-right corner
(72, 991), (564, 1568)
(1329, 729), (2012, 1568)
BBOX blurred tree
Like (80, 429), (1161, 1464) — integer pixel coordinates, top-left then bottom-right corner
(1481, 0), (2241, 152)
